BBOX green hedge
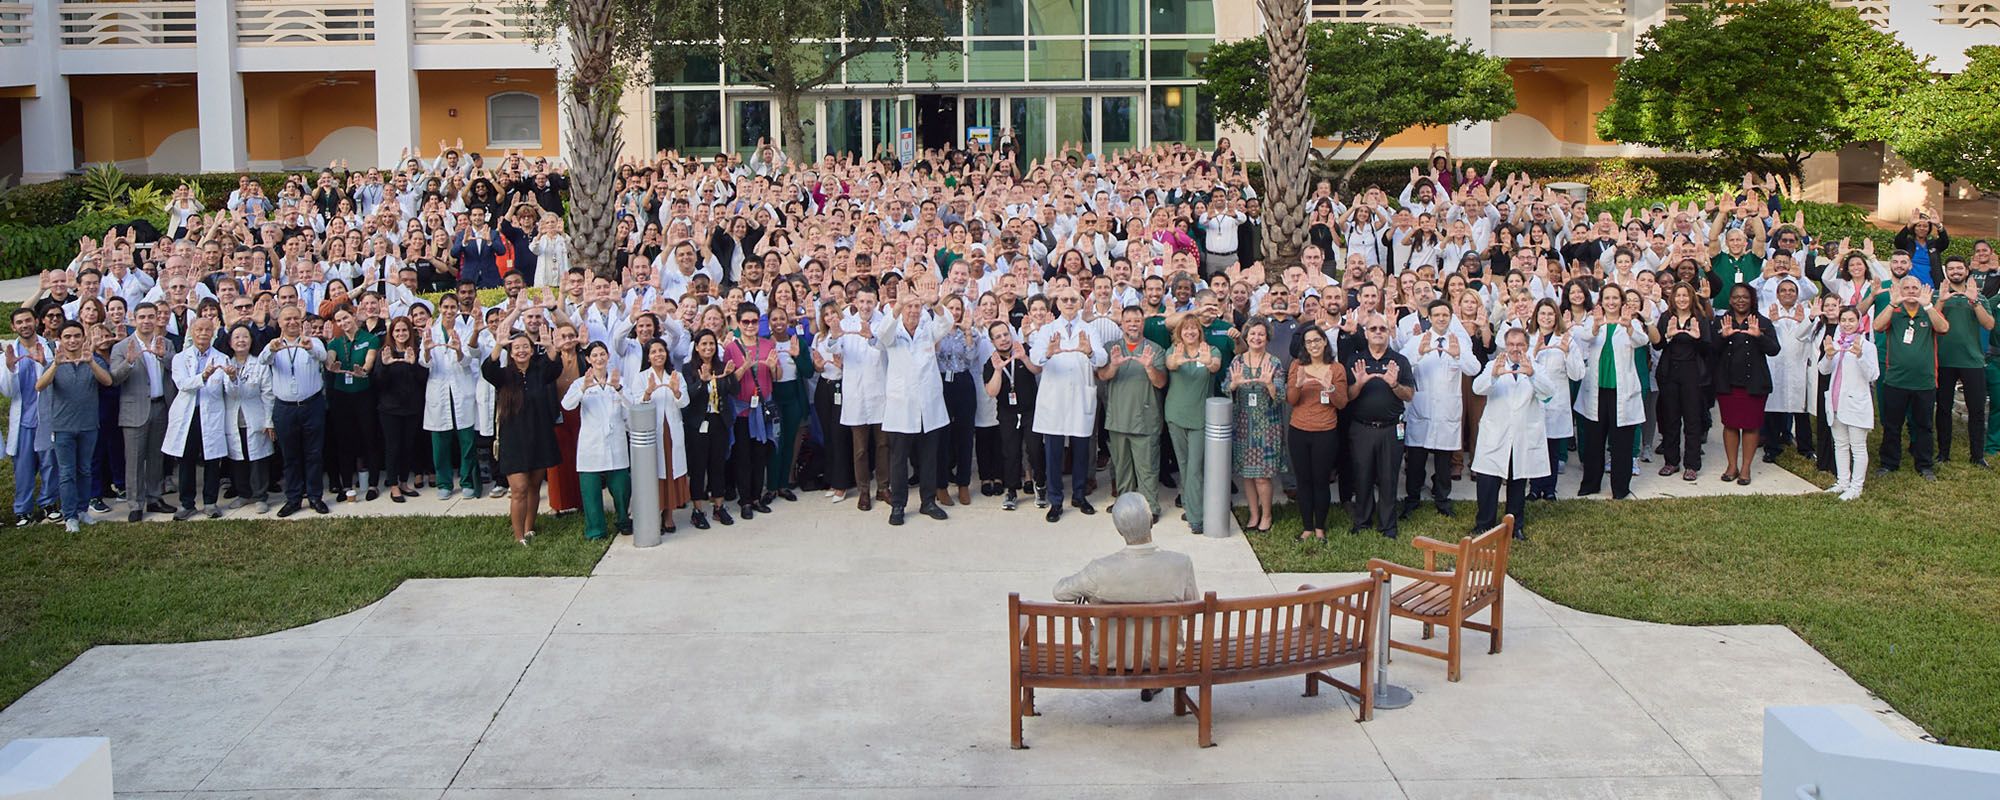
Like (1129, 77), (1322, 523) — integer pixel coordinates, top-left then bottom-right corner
(0, 172), (300, 228)
(1246, 157), (1759, 201)
(0, 211), (170, 281)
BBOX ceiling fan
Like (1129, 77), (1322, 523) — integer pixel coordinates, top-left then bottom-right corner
(317, 74), (362, 87)
(491, 73), (531, 84)
(145, 77), (190, 88)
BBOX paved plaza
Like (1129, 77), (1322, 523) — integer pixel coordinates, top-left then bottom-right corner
(0, 469), (1922, 800)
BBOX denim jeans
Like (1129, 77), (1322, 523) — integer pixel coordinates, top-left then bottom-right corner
(52, 429), (97, 520)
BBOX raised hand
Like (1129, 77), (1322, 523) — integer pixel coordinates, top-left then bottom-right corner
(1383, 360), (1401, 386)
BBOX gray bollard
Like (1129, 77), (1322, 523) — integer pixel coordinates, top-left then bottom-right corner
(627, 399), (662, 548)
(1203, 396), (1234, 537)
(1372, 570), (1414, 710)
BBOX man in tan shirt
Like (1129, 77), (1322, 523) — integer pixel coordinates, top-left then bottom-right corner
(1053, 492), (1200, 701)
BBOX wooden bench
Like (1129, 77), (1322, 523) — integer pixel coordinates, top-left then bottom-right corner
(1009, 569), (1384, 748)
(1366, 515), (1512, 682)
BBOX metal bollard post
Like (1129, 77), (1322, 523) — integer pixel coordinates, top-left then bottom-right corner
(1372, 571), (1413, 710)
(1203, 397), (1234, 537)
(628, 400), (662, 548)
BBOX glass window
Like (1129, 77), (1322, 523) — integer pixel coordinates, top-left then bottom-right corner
(1010, 97), (1048, 167)
(828, 98), (864, 160)
(871, 98), (896, 159)
(791, 97), (818, 160)
(1028, 0), (1083, 35)
(971, 0), (1024, 35)
(654, 53), (721, 86)
(1089, 0), (1141, 34)
(1150, 0), (1214, 34)
(1150, 85), (1215, 147)
(656, 90), (723, 155)
(1100, 95), (1138, 152)
(969, 40), (1026, 81)
(486, 92), (541, 147)
(1089, 40), (1143, 80)
(734, 99), (771, 154)
(1052, 95), (1090, 152)
(1149, 38), (1211, 79)
(846, 43), (900, 84)
(1029, 39), (1084, 81)
(910, 49), (964, 83)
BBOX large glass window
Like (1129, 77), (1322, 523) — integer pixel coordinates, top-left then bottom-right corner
(845, 44), (899, 84)
(1100, 95), (1138, 152)
(969, 41), (1026, 81)
(657, 89), (723, 155)
(1029, 39), (1084, 81)
(1028, 0), (1083, 35)
(1149, 38), (1211, 80)
(1088, 40), (1143, 80)
(910, 49), (965, 83)
(971, 0), (1024, 35)
(828, 98), (864, 160)
(1151, 0), (1215, 34)
(486, 92), (541, 147)
(655, 53), (721, 86)
(1052, 95), (1090, 150)
(792, 97), (818, 159)
(1010, 97), (1048, 164)
(1149, 85), (1215, 148)
(734, 99), (771, 154)
(871, 98), (897, 159)
(1089, 0), (1141, 34)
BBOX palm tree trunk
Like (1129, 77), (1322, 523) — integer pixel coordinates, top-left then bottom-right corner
(1257, 0), (1310, 283)
(563, 0), (623, 280)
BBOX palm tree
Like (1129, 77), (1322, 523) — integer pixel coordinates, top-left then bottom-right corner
(560, 0), (623, 280)
(1256, 0), (1310, 280)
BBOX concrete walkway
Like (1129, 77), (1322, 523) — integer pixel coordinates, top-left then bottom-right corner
(0, 477), (1915, 799)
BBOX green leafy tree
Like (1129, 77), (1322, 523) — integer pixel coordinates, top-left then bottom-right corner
(1896, 45), (2000, 200)
(1198, 22), (1516, 192)
(1596, 0), (1929, 175)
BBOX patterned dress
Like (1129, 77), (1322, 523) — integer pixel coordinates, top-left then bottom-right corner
(1231, 354), (1287, 478)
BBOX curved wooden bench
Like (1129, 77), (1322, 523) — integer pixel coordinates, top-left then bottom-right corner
(1010, 569), (1384, 748)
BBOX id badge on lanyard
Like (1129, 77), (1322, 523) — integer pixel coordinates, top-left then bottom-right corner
(1903, 325), (1915, 345)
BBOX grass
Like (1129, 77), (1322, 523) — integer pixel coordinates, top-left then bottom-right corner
(1239, 440), (2000, 752)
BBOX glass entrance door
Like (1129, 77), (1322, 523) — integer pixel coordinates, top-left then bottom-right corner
(963, 96), (1003, 150)
(1098, 94), (1140, 154)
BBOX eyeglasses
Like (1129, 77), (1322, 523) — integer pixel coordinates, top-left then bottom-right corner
(1365, 326), (1389, 332)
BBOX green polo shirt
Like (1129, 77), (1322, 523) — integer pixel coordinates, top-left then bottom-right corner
(1144, 315), (1237, 367)
(1104, 338), (1166, 434)
(1883, 307), (1938, 391)
(1936, 293), (1987, 369)
(327, 330), (379, 393)
(1163, 345), (1220, 430)
(1710, 252), (1763, 310)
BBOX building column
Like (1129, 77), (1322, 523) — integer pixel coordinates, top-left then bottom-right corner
(1878, 143), (1941, 226)
(373, 0), (419, 169)
(1449, 0), (1494, 157)
(617, 82), (653, 163)
(194, 0), (247, 172)
(20, 0), (73, 182)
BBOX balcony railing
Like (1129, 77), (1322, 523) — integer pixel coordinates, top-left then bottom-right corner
(1935, 1), (2000, 26)
(1492, 0), (1624, 30)
(1309, 0), (1454, 31)
(59, 2), (197, 47)
(237, 0), (375, 44)
(0, 3), (29, 46)
(412, 0), (529, 41)
(1665, 0), (1888, 26)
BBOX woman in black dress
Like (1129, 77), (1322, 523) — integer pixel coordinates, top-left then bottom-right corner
(483, 328), (563, 545)
(680, 329), (738, 529)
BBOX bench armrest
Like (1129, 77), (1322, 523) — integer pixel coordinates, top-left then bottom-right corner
(1409, 536), (1460, 556)
(1365, 557), (1453, 585)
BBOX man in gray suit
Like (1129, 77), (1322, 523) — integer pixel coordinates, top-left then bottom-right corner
(1053, 492), (1200, 701)
(109, 302), (176, 522)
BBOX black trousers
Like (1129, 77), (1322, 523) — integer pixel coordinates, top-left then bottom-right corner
(1474, 472), (1527, 537)
(1579, 387), (1635, 498)
(1937, 365), (1987, 462)
(814, 378), (853, 490)
(381, 412), (422, 483)
(1879, 385), (1936, 472)
(1656, 373), (1708, 470)
(176, 406), (223, 510)
(938, 373), (977, 486)
(731, 416), (770, 504)
(995, 416), (1037, 491)
(974, 425), (1001, 485)
(327, 387), (381, 490)
(888, 429), (940, 509)
(272, 394), (325, 503)
(1348, 422), (1403, 535)
(1287, 425), (1338, 531)
(1402, 446), (1451, 506)
(1813, 374), (1836, 474)
(1761, 412), (1815, 457)
(685, 412), (730, 500)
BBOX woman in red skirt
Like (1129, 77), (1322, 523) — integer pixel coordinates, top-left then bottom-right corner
(1714, 283), (1782, 485)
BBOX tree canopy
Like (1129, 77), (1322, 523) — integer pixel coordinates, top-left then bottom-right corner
(1197, 22), (1516, 190)
(1895, 45), (2000, 194)
(1595, 0), (1929, 173)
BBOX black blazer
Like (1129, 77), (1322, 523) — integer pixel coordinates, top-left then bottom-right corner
(1652, 313), (1717, 390)
(1713, 311), (1783, 395)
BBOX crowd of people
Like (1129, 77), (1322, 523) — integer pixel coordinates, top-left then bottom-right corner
(9, 136), (1994, 544)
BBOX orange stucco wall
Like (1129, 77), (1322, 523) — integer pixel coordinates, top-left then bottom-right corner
(415, 70), (559, 158)
(1506, 58), (1619, 146)
(243, 73), (377, 162)
(69, 75), (198, 164)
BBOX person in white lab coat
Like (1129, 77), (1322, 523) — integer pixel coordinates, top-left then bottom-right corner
(163, 316), (232, 519)
(1031, 288), (1108, 523)
(220, 324), (274, 514)
(1402, 300), (1481, 518)
(1760, 278), (1817, 464)
(1572, 286), (1653, 499)
(876, 290), (955, 525)
(1, 307), (57, 524)
(837, 287), (890, 510)
(1818, 306), (1879, 501)
(561, 341), (632, 540)
(1471, 327), (1558, 540)
(1526, 300), (1577, 501)
(422, 292), (483, 499)
(629, 338), (691, 533)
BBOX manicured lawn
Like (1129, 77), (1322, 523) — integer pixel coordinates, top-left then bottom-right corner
(1240, 444), (2000, 752)
(0, 513), (608, 712)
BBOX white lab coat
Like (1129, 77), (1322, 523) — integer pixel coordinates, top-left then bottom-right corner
(421, 329), (481, 432)
(1818, 336), (1880, 430)
(1403, 329), (1481, 450)
(836, 315), (888, 426)
(163, 346), (232, 460)
(1471, 355), (1560, 479)
(221, 359), (274, 461)
(876, 313), (953, 435)
(1764, 313), (1815, 414)
(1571, 321), (1649, 427)
(0, 337), (55, 457)
(629, 367), (691, 479)
(1030, 315), (1109, 438)
(561, 378), (631, 473)
(1533, 333), (1581, 439)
